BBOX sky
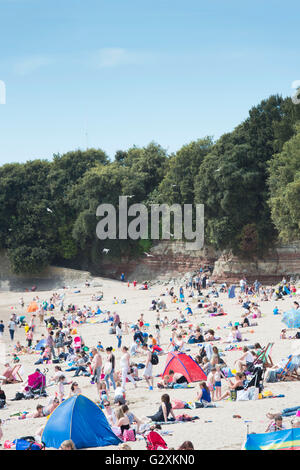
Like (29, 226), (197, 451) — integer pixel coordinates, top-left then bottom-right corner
(0, 0), (299, 164)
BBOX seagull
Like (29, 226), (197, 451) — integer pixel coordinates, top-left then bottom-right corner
(215, 168), (221, 172)
(103, 248), (110, 254)
(123, 195), (134, 198)
(46, 207), (53, 213)
(144, 252), (154, 257)
(172, 184), (177, 187)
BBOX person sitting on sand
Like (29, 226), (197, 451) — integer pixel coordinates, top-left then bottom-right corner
(265, 414), (286, 432)
(21, 398), (59, 419)
(195, 381), (211, 404)
(60, 439), (76, 450)
(234, 347), (255, 373)
(168, 369), (188, 385)
(103, 400), (117, 426)
(178, 441), (194, 450)
(115, 408), (134, 438)
(157, 375), (172, 389)
(147, 394), (176, 423)
(204, 329), (217, 342)
(121, 404), (143, 434)
(217, 373), (245, 400)
(67, 382), (82, 399)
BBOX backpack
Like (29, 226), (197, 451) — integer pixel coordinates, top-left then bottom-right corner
(151, 353), (159, 365)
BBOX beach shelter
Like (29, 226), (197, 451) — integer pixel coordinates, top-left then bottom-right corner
(42, 395), (122, 449)
(35, 339), (46, 351)
(162, 352), (207, 383)
(282, 308), (300, 329)
(243, 427), (300, 450)
(27, 301), (38, 313)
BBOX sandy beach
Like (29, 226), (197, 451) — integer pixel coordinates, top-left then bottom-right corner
(0, 277), (299, 450)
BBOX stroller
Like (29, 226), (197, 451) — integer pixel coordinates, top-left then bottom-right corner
(24, 370), (47, 398)
(144, 431), (168, 450)
(244, 365), (264, 394)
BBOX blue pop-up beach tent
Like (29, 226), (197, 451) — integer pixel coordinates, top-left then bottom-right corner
(35, 339), (46, 351)
(42, 395), (121, 449)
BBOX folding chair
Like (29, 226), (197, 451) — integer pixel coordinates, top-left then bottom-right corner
(253, 343), (274, 369)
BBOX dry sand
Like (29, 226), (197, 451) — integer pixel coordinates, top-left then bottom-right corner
(0, 278), (299, 450)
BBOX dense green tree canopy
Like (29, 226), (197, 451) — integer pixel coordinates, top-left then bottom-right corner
(0, 94), (299, 273)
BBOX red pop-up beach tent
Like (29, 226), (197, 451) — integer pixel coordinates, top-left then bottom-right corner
(162, 352), (207, 383)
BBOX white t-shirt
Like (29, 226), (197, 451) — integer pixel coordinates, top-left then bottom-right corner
(245, 351), (254, 363)
(114, 386), (125, 398)
(130, 342), (138, 355)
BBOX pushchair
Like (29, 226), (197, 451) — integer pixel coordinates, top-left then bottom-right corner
(144, 431), (168, 450)
(24, 370), (47, 398)
(244, 365), (264, 394)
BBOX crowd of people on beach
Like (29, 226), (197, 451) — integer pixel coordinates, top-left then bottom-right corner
(0, 268), (300, 450)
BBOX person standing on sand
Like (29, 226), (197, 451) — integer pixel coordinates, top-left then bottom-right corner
(116, 322), (123, 349)
(0, 321), (4, 338)
(120, 346), (137, 390)
(142, 344), (154, 390)
(46, 331), (56, 359)
(91, 348), (102, 393)
(8, 317), (16, 341)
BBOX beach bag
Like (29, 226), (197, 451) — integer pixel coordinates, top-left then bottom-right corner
(230, 389), (237, 401)
(172, 399), (186, 409)
(123, 429), (136, 442)
(14, 436), (45, 450)
(103, 362), (112, 374)
(151, 353), (159, 365)
(236, 389), (250, 401)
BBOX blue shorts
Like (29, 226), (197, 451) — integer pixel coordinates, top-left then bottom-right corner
(215, 381), (221, 387)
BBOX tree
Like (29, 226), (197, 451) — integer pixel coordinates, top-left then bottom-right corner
(268, 123), (300, 242)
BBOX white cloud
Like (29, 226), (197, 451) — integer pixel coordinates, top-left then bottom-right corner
(92, 48), (144, 68)
(13, 55), (54, 76)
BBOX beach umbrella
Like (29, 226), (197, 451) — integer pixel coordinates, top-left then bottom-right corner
(27, 301), (38, 313)
(282, 308), (300, 329)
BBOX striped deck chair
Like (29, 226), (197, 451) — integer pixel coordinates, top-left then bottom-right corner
(253, 343), (274, 369)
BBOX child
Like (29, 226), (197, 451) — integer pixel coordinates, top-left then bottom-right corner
(114, 381), (126, 405)
(214, 365), (222, 400)
(57, 375), (66, 402)
(206, 367), (217, 401)
(280, 329), (287, 339)
(155, 325), (161, 346)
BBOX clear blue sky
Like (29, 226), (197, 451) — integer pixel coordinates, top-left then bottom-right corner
(0, 0), (299, 164)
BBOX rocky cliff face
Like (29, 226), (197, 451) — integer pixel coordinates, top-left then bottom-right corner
(212, 242), (300, 283)
(96, 241), (219, 281)
(97, 241), (300, 283)
(1, 240), (300, 291)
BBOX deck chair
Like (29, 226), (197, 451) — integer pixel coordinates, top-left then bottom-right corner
(6, 365), (23, 383)
(253, 343), (274, 369)
(277, 355), (300, 381)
